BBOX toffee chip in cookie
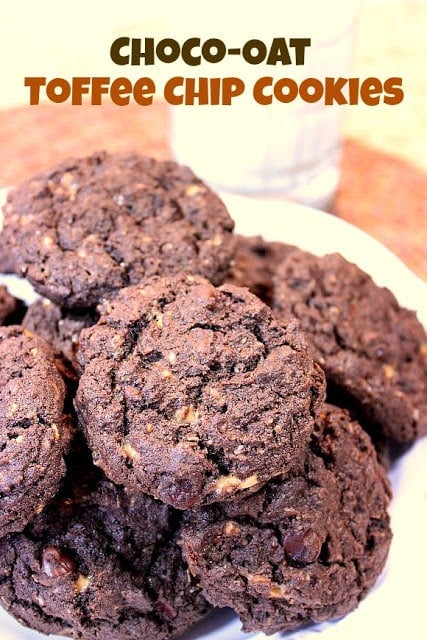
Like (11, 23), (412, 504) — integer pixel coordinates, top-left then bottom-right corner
(0, 326), (72, 537)
(226, 235), (296, 305)
(182, 404), (392, 635)
(273, 251), (427, 443)
(0, 151), (235, 308)
(75, 275), (325, 509)
(0, 441), (211, 640)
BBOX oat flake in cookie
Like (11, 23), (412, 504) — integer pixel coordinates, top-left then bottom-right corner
(0, 326), (72, 537)
(0, 442), (211, 640)
(182, 404), (392, 635)
(273, 251), (427, 443)
(75, 275), (325, 509)
(0, 151), (235, 308)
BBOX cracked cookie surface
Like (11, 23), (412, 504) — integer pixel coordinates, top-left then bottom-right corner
(0, 326), (72, 537)
(0, 151), (235, 308)
(273, 251), (427, 443)
(0, 441), (210, 640)
(75, 275), (325, 509)
(182, 403), (392, 635)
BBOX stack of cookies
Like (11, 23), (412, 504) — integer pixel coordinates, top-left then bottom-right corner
(0, 151), (425, 639)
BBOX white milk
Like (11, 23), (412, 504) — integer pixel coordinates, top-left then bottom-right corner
(168, 1), (360, 210)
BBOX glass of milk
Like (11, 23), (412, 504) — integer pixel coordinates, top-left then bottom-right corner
(168, 0), (360, 211)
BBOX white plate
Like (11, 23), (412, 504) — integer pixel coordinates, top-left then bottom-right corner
(0, 190), (426, 640)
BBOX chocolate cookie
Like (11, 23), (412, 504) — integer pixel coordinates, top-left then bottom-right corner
(0, 216), (15, 273)
(0, 326), (72, 537)
(0, 285), (25, 325)
(182, 404), (392, 635)
(273, 251), (427, 443)
(0, 251), (15, 275)
(1, 151), (235, 308)
(75, 275), (325, 509)
(23, 298), (98, 381)
(226, 235), (296, 305)
(0, 441), (211, 640)
(326, 383), (395, 468)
